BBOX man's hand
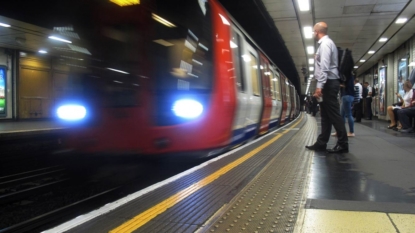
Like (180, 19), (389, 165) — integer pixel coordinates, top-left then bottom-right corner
(313, 88), (323, 99)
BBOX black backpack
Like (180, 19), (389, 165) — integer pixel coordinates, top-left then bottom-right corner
(338, 48), (354, 83)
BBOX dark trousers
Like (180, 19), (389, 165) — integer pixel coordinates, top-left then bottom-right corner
(316, 79), (348, 147)
(353, 99), (362, 121)
(398, 107), (415, 129)
(365, 97), (372, 119)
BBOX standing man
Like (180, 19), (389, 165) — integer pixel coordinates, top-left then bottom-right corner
(353, 78), (363, 122)
(306, 22), (348, 153)
(364, 81), (373, 120)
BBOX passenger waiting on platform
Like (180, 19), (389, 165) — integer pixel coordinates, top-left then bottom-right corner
(332, 74), (355, 137)
(397, 89), (415, 133)
(387, 80), (413, 130)
(363, 81), (373, 120)
(352, 78), (363, 122)
(305, 22), (348, 153)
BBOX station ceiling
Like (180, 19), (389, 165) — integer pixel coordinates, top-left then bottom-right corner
(1, 0), (415, 96)
(220, 0), (415, 96)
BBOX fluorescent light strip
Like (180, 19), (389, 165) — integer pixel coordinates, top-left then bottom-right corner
(48, 36), (72, 43)
(152, 13), (176, 27)
(198, 43), (209, 51)
(368, 51), (375, 54)
(0, 22), (11, 27)
(107, 68), (129, 74)
(379, 38), (387, 42)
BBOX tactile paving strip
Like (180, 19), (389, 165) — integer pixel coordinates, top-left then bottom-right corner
(204, 115), (317, 233)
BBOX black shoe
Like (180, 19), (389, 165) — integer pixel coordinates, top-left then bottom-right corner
(326, 144), (349, 153)
(365, 118), (372, 120)
(305, 143), (327, 151)
(355, 120), (361, 122)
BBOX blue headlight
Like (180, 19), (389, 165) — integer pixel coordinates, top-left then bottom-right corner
(172, 99), (203, 119)
(57, 104), (87, 121)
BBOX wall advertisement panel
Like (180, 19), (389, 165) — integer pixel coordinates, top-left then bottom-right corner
(397, 59), (407, 97)
(378, 67), (386, 115)
(0, 66), (6, 117)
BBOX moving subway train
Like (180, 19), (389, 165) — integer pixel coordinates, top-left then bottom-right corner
(47, 0), (301, 156)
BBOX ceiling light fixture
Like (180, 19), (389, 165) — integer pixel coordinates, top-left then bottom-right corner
(379, 38), (387, 42)
(303, 26), (312, 39)
(368, 51), (375, 54)
(307, 46), (314, 54)
(396, 18), (407, 24)
(297, 0), (310, 11)
(360, 60), (366, 62)
(308, 58), (314, 64)
(110, 0), (140, 7)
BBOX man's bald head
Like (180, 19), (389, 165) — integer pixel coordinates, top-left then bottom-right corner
(313, 22), (328, 40)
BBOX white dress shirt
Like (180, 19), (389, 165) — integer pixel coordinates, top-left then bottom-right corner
(314, 35), (340, 89)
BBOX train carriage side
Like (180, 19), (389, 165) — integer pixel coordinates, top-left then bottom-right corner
(258, 54), (273, 135)
(60, 0), (300, 156)
(289, 84), (296, 120)
(279, 73), (288, 125)
(268, 66), (283, 130)
(283, 76), (291, 123)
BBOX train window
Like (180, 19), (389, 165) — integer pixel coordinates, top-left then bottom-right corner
(231, 31), (245, 92)
(152, 0), (213, 92)
(82, 74), (140, 108)
(250, 53), (260, 96)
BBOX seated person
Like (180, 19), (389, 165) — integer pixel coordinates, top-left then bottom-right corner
(397, 90), (415, 133)
(387, 80), (413, 129)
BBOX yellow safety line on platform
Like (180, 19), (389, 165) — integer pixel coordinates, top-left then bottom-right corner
(110, 115), (304, 233)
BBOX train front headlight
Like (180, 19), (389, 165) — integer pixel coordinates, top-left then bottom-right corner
(57, 104), (87, 121)
(172, 99), (203, 119)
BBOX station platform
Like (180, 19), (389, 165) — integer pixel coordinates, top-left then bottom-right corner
(15, 113), (415, 232)
(0, 120), (68, 139)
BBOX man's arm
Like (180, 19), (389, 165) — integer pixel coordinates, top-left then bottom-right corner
(315, 43), (331, 89)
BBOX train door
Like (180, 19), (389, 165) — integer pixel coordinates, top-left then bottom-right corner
(279, 73), (287, 125)
(284, 78), (293, 121)
(229, 29), (261, 144)
(258, 54), (273, 135)
(242, 43), (262, 137)
(230, 29), (250, 145)
(290, 85), (296, 120)
(269, 66), (282, 129)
